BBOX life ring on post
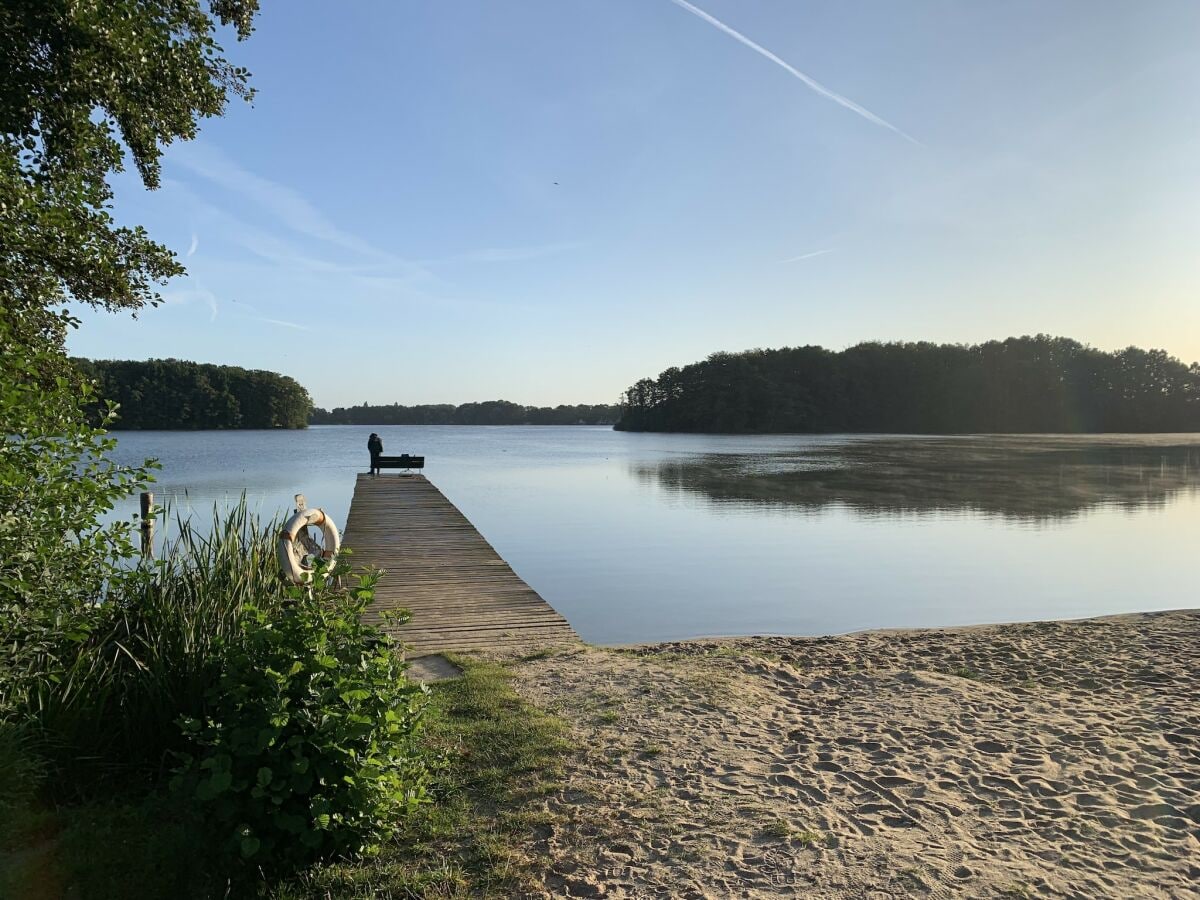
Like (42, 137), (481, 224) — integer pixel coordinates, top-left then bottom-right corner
(277, 507), (341, 584)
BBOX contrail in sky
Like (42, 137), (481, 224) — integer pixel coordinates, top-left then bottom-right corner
(668, 0), (921, 146)
(781, 249), (835, 263)
(255, 316), (313, 332)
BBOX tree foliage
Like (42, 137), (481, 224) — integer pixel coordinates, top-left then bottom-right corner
(173, 570), (431, 871)
(312, 400), (620, 427)
(1, 0), (437, 887)
(617, 336), (1200, 434)
(1, 0), (257, 348)
(0, 318), (156, 716)
(76, 358), (313, 429)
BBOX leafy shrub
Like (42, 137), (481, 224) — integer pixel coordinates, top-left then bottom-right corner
(172, 566), (433, 873)
(0, 312), (155, 725)
(7, 503), (287, 784)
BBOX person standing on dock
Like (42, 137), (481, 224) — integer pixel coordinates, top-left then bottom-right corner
(367, 432), (383, 475)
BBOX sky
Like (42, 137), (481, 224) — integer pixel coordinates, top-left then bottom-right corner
(68, 0), (1200, 409)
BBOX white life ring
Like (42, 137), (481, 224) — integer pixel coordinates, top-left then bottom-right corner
(277, 507), (341, 584)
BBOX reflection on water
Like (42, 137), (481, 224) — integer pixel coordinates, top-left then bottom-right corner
(108, 428), (1200, 644)
(636, 436), (1200, 521)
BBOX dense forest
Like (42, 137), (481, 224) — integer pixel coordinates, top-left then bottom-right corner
(616, 336), (1200, 434)
(75, 359), (313, 429)
(312, 400), (620, 426)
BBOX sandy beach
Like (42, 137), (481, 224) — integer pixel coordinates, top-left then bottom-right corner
(501, 610), (1199, 898)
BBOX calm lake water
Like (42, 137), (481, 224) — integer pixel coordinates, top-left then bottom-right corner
(109, 427), (1200, 645)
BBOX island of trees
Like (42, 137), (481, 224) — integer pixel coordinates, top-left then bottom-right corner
(76, 359), (313, 429)
(312, 400), (620, 426)
(616, 336), (1200, 433)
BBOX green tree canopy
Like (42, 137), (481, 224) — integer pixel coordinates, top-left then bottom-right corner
(616, 336), (1200, 434)
(77, 358), (313, 429)
(1, 0), (258, 349)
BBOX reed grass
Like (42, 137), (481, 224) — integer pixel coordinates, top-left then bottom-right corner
(30, 500), (293, 785)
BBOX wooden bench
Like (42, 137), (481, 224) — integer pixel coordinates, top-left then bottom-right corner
(373, 454), (425, 472)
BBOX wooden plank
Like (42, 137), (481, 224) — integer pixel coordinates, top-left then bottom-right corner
(342, 474), (577, 654)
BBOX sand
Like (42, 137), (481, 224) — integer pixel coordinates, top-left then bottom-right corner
(504, 610), (1199, 898)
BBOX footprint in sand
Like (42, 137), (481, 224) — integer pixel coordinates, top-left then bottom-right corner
(974, 739), (1009, 754)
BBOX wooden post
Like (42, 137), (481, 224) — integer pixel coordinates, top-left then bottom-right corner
(139, 491), (155, 559)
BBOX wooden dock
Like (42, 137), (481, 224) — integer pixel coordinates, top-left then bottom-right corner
(342, 474), (578, 655)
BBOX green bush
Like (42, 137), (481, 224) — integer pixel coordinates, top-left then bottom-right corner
(172, 565), (434, 874)
(8, 502), (286, 784)
(2, 308), (435, 885)
(0, 313), (156, 727)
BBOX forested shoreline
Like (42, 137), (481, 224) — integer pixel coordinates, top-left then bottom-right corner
(617, 336), (1200, 433)
(75, 358), (313, 430)
(74, 359), (616, 429)
(312, 400), (619, 426)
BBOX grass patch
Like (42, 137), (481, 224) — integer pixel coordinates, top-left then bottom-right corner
(275, 655), (571, 898)
(947, 667), (981, 680)
(518, 646), (571, 663)
(759, 820), (793, 840)
(758, 820), (823, 846)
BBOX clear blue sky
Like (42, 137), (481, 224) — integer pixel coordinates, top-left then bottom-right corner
(68, 0), (1200, 409)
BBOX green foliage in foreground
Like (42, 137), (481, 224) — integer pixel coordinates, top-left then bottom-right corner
(618, 335), (1200, 433)
(1, 658), (570, 899)
(276, 658), (571, 899)
(173, 565), (431, 871)
(3, 506), (436, 880)
(0, 320), (155, 630)
(75, 358), (314, 430)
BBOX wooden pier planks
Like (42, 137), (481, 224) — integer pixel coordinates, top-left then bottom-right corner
(342, 474), (578, 654)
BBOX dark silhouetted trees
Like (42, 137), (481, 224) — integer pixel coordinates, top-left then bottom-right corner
(311, 401), (619, 426)
(616, 337), (1200, 434)
(75, 359), (312, 429)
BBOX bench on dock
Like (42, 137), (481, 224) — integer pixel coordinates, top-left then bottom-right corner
(374, 454), (425, 472)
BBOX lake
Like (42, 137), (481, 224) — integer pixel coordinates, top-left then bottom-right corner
(108, 427), (1200, 645)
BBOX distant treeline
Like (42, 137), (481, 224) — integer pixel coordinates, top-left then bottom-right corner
(75, 358), (313, 429)
(311, 400), (620, 426)
(616, 336), (1200, 433)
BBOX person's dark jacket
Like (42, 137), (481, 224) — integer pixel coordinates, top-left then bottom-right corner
(368, 435), (383, 456)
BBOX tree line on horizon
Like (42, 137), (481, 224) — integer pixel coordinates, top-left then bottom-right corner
(311, 399), (620, 426)
(75, 359), (313, 430)
(616, 336), (1200, 434)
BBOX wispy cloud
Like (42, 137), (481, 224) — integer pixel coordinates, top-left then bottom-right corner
(252, 316), (313, 332)
(423, 241), (586, 265)
(159, 174), (442, 301)
(668, 0), (921, 146)
(781, 248), (835, 263)
(170, 143), (433, 280)
(186, 232), (199, 257)
(162, 286), (218, 321)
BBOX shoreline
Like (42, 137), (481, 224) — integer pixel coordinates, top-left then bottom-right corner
(605, 606), (1198, 650)
(499, 609), (1199, 898)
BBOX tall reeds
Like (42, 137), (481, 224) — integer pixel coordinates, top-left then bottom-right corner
(28, 500), (293, 785)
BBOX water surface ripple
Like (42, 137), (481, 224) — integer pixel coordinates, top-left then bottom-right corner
(109, 428), (1200, 644)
